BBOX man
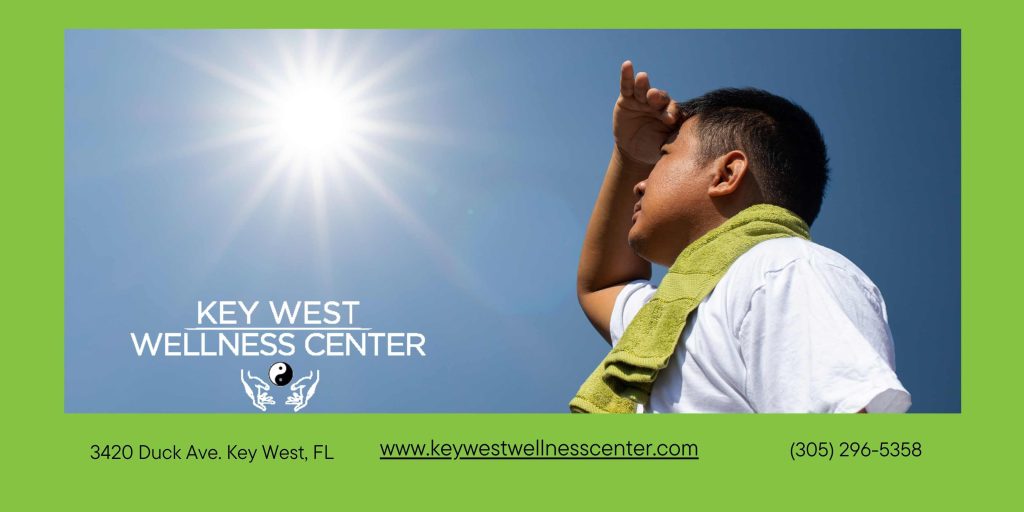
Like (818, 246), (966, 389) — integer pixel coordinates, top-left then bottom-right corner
(572, 60), (911, 413)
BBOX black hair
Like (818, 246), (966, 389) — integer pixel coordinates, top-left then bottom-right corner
(676, 88), (830, 225)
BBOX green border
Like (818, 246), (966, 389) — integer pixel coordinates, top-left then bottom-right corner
(4, 0), (1010, 506)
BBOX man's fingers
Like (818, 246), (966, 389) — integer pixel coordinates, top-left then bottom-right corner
(647, 87), (669, 108)
(617, 59), (679, 132)
(619, 60), (634, 98)
(647, 88), (679, 125)
(658, 100), (682, 126)
(633, 71), (650, 104)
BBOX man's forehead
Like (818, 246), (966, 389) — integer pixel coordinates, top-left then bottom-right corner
(666, 116), (699, 147)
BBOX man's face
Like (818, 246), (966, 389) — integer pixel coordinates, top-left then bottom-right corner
(627, 116), (714, 266)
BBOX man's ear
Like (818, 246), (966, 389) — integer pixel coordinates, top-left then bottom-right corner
(708, 150), (749, 197)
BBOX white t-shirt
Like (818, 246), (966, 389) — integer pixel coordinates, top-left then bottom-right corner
(610, 237), (911, 413)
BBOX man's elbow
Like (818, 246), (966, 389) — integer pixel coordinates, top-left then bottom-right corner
(575, 285), (623, 346)
(576, 269), (596, 299)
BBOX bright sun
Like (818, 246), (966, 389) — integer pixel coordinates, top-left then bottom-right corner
(162, 30), (401, 178)
(268, 80), (358, 169)
(155, 30), (471, 285)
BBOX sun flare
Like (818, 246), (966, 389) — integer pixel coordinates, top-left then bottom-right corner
(152, 30), (475, 289)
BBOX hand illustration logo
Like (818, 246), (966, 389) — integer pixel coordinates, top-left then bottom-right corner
(240, 370), (276, 412)
(240, 364), (320, 412)
(285, 370), (320, 412)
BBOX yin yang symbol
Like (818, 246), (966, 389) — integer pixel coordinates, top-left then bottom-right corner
(269, 362), (293, 386)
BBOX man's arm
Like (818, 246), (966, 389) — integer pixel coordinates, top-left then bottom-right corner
(577, 61), (680, 344)
(577, 147), (653, 343)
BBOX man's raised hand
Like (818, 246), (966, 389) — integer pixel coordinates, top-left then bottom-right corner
(613, 60), (682, 166)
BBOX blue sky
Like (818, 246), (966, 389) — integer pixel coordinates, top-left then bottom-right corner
(65, 30), (960, 412)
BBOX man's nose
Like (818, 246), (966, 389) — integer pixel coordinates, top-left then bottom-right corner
(633, 180), (646, 198)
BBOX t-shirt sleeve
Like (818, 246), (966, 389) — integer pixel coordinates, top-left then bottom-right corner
(609, 279), (658, 348)
(738, 258), (912, 413)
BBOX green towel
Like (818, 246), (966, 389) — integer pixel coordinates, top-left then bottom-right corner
(569, 203), (811, 413)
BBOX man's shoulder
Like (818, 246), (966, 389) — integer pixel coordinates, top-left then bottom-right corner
(732, 237), (872, 282)
(720, 237), (883, 308)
